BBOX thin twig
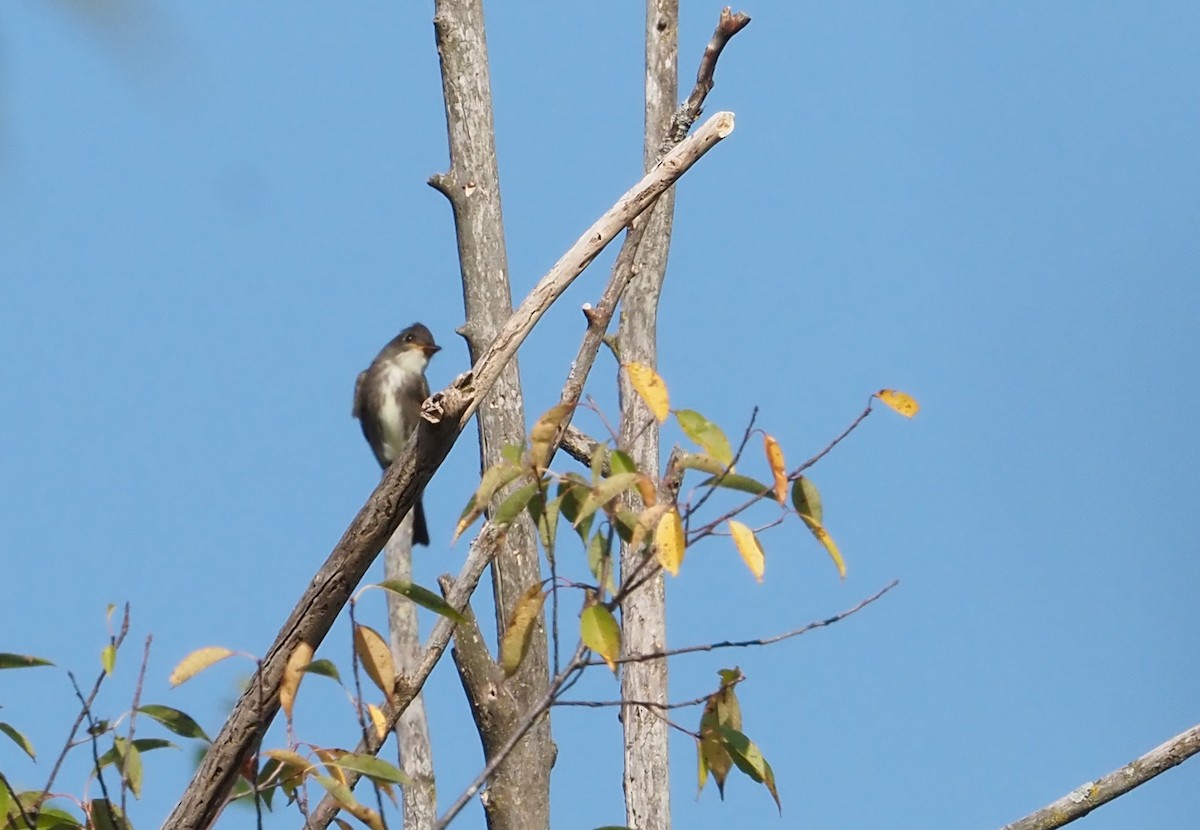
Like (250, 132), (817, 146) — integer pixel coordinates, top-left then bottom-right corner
(38, 604), (131, 815)
(685, 407), (759, 522)
(304, 526), (502, 829)
(554, 693), (708, 711)
(686, 399), (875, 545)
(122, 635), (152, 818)
(67, 671), (113, 809)
(0, 771), (34, 830)
(594, 580), (898, 666)
(435, 646), (590, 829)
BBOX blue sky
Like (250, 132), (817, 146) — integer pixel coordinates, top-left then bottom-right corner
(2, 2), (1198, 828)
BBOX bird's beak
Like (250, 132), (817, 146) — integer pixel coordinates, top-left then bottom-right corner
(424, 344), (442, 357)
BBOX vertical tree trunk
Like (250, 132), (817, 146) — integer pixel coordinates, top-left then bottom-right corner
(383, 514), (435, 830)
(431, 1), (553, 827)
(618, 1), (678, 828)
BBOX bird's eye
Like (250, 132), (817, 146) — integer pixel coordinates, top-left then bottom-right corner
(404, 334), (414, 342)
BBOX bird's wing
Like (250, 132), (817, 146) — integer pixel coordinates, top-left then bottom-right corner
(352, 370), (368, 419)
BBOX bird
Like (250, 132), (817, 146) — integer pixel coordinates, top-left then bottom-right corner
(353, 323), (441, 545)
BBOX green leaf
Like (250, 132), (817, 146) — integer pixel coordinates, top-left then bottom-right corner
(675, 410), (734, 467)
(111, 737), (143, 799)
(586, 530), (616, 596)
(500, 441), (525, 466)
(0, 721), (35, 759)
(137, 705), (211, 742)
(790, 476), (823, 524)
(500, 584), (547, 677)
(477, 461), (526, 506)
(677, 453), (726, 476)
(557, 475), (594, 540)
(495, 481), (539, 526)
(717, 726), (781, 812)
(37, 808), (86, 830)
(376, 580), (467, 624)
(609, 450), (637, 475)
(312, 773), (359, 811)
(299, 659), (342, 682)
(88, 800), (125, 830)
(590, 441), (610, 482)
(699, 473), (772, 497)
(573, 473), (641, 529)
(330, 752), (412, 786)
(96, 738), (177, 771)
(580, 603), (621, 672)
(612, 509), (639, 545)
(455, 462), (525, 542)
(529, 491), (560, 555)
(0, 653), (53, 669)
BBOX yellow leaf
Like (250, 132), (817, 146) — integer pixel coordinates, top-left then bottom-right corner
(580, 603), (621, 672)
(630, 504), (670, 554)
(279, 641), (312, 722)
(500, 583), (547, 677)
(655, 507), (686, 576)
(168, 646), (236, 687)
(728, 521), (765, 583)
(354, 625), (396, 696)
(263, 748), (313, 771)
(876, 389), (920, 418)
(366, 704), (389, 742)
(101, 644), (116, 676)
(625, 362), (670, 423)
(801, 515), (846, 579)
(762, 435), (787, 505)
(316, 748), (348, 786)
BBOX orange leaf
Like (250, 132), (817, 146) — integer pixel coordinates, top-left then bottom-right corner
(762, 435), (787, 505)
(280, 642), (312, 721)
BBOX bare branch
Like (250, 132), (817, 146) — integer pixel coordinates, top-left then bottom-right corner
(666, 7), (753, 146)
(999, 723), (1200, 830)
(598, 581), (898, 666)
(168, 111), (733, 830)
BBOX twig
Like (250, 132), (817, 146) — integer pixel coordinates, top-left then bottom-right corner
(594, 580), (898, 667)
(998, 722), (1200, 830)
(791, 398), (875, 477)
(67, 671), (113, 809)
(122, 634), (152, 818)
(37, 605), (130, 819)
(304, 526), (501, 829)
(665, 7), (753, 147)
(685, 406), (759, 522)
(686, 399), (875, 545)
(0, 771), (34, 830)
(435, 646), (590, 829)
(554, 693), (708, 711)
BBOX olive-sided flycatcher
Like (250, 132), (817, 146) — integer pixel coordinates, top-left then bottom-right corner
(353, 323), (441, 545)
